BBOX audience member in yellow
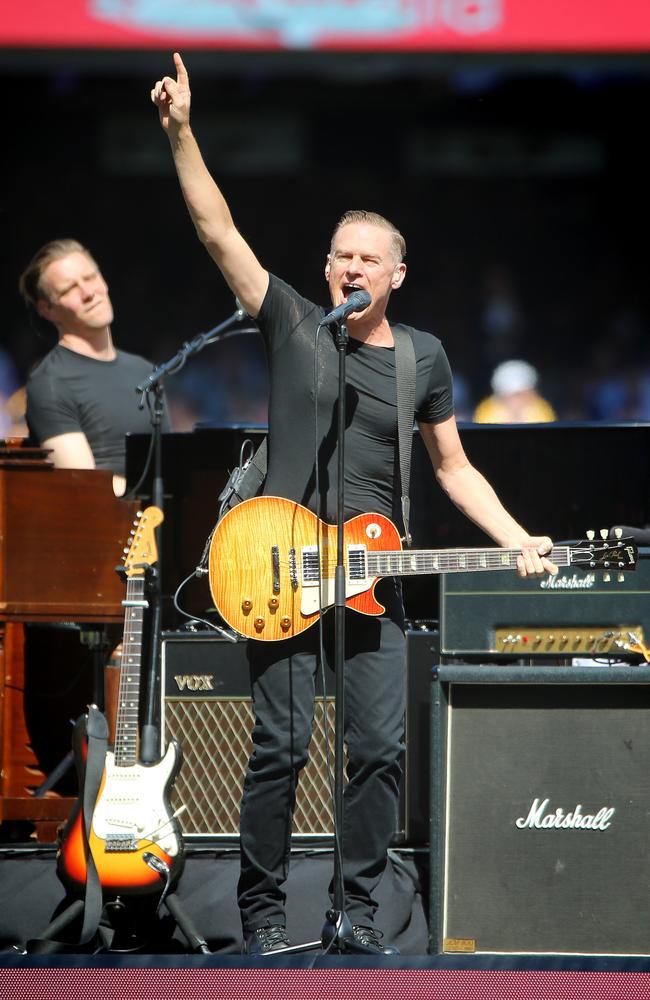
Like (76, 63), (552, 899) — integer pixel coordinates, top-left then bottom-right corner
(473, 360), (556, 424)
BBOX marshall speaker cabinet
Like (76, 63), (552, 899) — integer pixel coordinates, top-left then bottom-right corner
(160, 629), (436, 843)
(429, 664), (650, 956)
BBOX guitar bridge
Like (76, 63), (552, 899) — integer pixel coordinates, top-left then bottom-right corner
(105, 833), (138, 853)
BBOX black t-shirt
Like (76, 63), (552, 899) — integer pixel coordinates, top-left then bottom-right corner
(26, 344), (167, 477)
(257, 275), (454, 525)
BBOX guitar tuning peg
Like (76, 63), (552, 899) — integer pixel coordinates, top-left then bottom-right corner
(136, 510), (143, 517)
(587, 530), (595, 540)
(603, 572), (611, 582)
(600, 528), (608, 539)
(123, 547), (129, 554)
(614, 527), (622, 539)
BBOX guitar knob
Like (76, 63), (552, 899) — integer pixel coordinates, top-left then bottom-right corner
(280, 617), (291, 632)
(241, 599), (252, 613)
(269, 598), (279, 610)
(254, 617), (265, 632)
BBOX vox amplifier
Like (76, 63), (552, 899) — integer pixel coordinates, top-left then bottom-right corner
(160, 629), (437, 843)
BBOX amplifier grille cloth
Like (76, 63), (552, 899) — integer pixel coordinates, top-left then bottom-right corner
(164, 696), (338, 837)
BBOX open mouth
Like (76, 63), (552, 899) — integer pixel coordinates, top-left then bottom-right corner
(342, 282), (364, 301)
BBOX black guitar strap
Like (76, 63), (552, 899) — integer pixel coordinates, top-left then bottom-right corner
(393, 326), (417, 547)
(79, 704), (109, 944)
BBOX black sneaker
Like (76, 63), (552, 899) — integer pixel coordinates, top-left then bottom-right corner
(244, 924), (292, 955)
(351, 924), (400, 955)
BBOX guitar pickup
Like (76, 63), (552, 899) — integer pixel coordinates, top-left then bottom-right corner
(272, 546), (280, 593)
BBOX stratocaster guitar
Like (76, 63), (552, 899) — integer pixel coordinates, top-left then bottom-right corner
(208, 495), (638, 642)
(58, 507), (185, 896)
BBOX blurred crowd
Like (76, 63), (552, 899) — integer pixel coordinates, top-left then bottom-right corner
(3, 260), (648, 439)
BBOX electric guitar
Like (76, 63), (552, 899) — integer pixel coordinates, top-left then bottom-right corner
(58, 507), (185, 896)
(208, 495), (638, 642)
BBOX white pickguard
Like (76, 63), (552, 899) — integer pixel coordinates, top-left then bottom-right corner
(91, 742), (180, 856)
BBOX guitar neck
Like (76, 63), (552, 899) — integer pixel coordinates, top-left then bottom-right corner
(366, 545), (572, 578)
(114, 575), (146, 767)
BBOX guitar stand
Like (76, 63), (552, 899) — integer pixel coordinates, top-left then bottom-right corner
(22, 888), (211, 956)
(142, 851), (211, 954)
(161, 893), (211, 955)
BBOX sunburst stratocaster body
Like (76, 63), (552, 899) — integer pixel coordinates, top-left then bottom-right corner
(58, 722), (183, 895)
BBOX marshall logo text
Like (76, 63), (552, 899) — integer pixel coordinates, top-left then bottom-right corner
(540, 572), (596, 590)
(516, 797), (615, 831)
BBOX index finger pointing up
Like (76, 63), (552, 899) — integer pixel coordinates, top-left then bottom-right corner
(173, 51), (188, 84)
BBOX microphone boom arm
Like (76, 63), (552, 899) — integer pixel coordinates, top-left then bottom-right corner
(135, 305), (257, 399)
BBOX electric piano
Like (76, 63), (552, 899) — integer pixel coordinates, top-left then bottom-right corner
(0, 440), (138, 839)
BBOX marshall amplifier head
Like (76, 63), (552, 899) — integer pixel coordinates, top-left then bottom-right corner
(439, 551), (649, 657)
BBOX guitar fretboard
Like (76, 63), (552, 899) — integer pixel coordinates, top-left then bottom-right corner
(366, 545), (573, 578)
(114, 575), (145, 767)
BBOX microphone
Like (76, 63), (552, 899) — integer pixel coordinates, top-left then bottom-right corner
(321, 289), (371, 327)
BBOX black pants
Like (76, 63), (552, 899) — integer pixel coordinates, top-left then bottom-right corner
(237, 578), (406, 932)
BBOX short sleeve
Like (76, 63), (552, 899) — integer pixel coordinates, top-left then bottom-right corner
(26, 372), (82, 443)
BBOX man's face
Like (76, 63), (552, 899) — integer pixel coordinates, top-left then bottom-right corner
(325, 223), (406, 321)
(37, 251), (114, 334)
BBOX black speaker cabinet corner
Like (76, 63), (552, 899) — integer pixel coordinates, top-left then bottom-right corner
(429, 664), (650, 957)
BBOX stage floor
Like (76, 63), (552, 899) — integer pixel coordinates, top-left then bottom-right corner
(0, 843), (429, 956)
(3, 845), (650, 1000)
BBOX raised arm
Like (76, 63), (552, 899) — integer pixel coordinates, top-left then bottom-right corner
(151, 52), (269, 318)
(418, 416), (557, 578)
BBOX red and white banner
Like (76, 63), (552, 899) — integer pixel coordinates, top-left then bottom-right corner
(2, 0), (650, 51)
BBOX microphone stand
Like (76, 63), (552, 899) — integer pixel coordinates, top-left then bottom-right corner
(274, 314), (374, 957)
(134, 306), (254, 763)
(320, 314), (360, 952)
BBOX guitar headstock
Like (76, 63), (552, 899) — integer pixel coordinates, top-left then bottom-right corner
(122, 507), (164, 576)
(569, 529), (638, 574)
